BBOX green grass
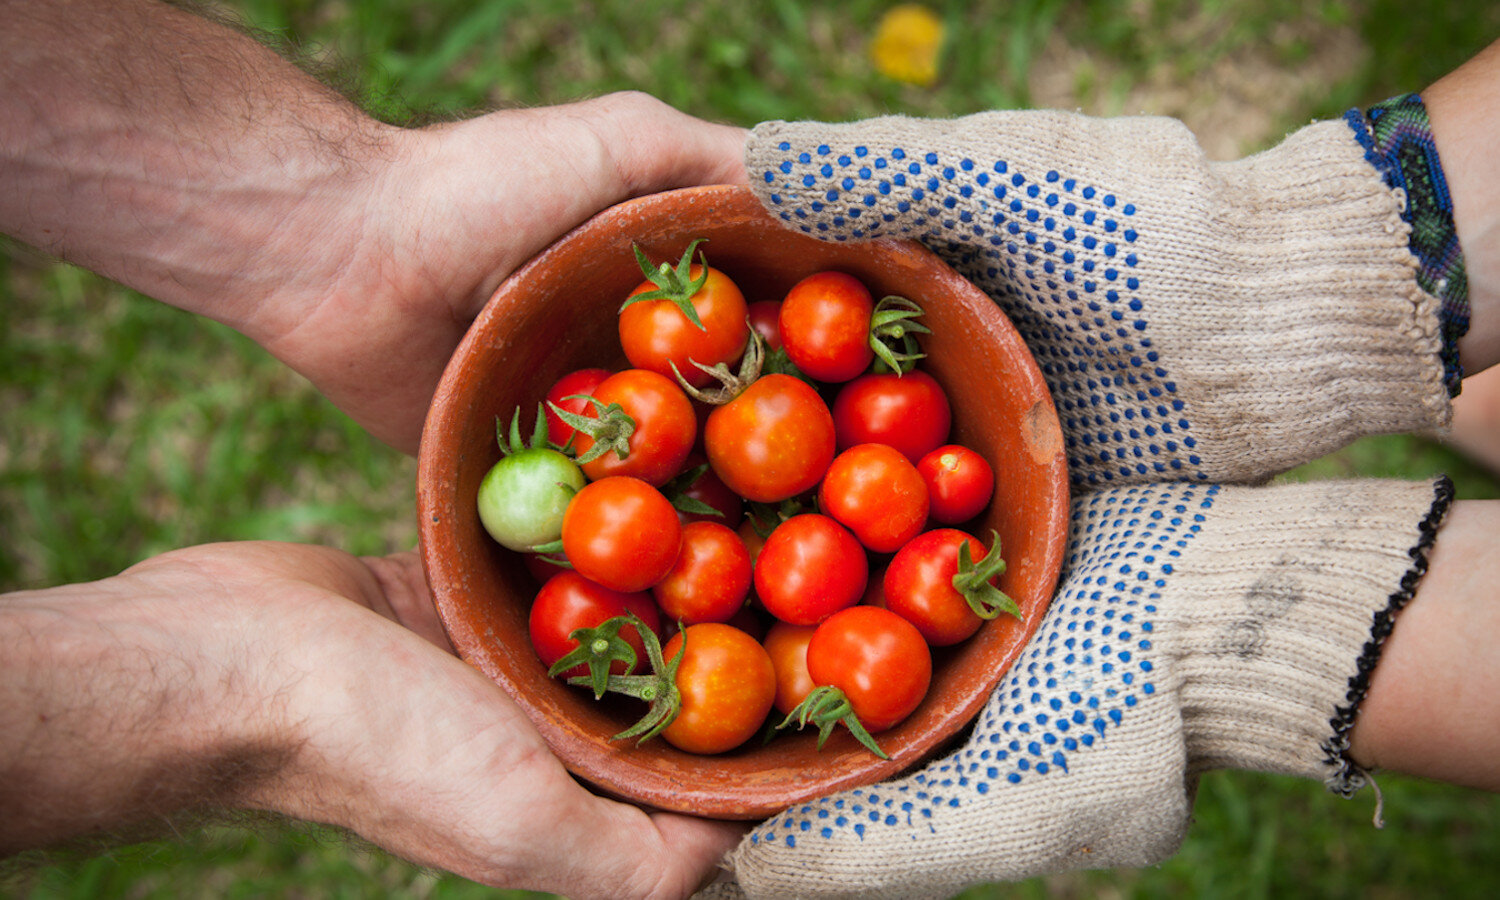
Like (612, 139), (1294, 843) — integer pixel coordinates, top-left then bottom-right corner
(4, 0), (1500, 897)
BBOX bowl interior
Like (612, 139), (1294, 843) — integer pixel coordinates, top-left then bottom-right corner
(417, 185), (1068, 819)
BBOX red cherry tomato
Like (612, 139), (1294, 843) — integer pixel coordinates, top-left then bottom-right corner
(778, 271), (875, 382)
(528, 571), (661, 679)
(561, 476), (682, 593)
(832, 370), (952, 464)
(762, 620), (818, 716)
(746, 299), (784, 353)
(661, 624), (776, 754)
(573, 369), (696, 487)
(704, 373), (836, 503)
(544, 367), (611, 449)
(754, 514), (867, 626)
(917, 445), (995, 524)
(620, 264), (749, 388)
(818, 443), (930, 553)
(807, 605), (931, 733)
(653, 521), (753, 625)
(883, 528), (993, 646)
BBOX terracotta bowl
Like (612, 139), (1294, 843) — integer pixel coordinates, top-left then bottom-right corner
(417, 184), (1068, 820)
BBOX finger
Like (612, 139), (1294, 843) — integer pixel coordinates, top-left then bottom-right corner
(360, 549), (453, 652)
(649, 810), (749, 895)
(576, 91), (750, 196)
(543, 794), (747, 900)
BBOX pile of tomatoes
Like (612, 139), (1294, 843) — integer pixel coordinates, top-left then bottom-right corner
(476, 241), (1015, 757)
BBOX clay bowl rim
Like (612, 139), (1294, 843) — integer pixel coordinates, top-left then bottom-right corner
(416, 184), (1069, 820)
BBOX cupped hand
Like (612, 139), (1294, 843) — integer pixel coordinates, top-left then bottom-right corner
(126, 541), (743, 899)
(252, 93), (748, 454)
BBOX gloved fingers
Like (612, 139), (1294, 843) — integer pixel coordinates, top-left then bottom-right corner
(746, 114), (1448, 488)
(720, 476), (1451, 899)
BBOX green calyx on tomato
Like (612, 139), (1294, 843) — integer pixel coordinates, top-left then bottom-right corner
(660, 462), (725, 520)
(497, 402), (558, 456)
(621, 240), (711, 331)
(744, 497), (808, 539)
(547, 615), (641, 700)
(868, 295), (930, 375)
(777, 684), (888, 759)
(955, 530), (1020, 620)
(671, 328), (765, 405)
(566, 612), (686, 746)
(547, 395), (635, 466)
(760, 342), (809, 381)
(477, 405), (587, 553)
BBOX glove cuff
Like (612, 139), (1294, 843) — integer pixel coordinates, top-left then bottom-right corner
(1164, 477), (1453, 790)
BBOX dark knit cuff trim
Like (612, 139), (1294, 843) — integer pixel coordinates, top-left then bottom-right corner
(1320, 475), (1455, 797)
(1344, 96), (1469, 397)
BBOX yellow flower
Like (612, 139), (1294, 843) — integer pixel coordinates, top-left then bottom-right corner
(869, 4), (946, 87)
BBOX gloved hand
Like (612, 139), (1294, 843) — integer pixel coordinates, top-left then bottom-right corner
(707, 103), (1467, 899)
(716, 476), (1450, 899)
(745, 106), (1455, 487)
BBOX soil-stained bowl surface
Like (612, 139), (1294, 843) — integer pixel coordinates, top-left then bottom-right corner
(417, 184), (1069, 820)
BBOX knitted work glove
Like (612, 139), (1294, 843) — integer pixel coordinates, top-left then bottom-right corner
(746, 106), (1461, 487)
(717, 476), (1451, 900)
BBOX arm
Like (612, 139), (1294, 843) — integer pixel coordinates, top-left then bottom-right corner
(1349, 499), (1500, 790)
(0, 0), (746, 453)
(1344, 47), (1500, 786)
(0, 543), (742, 898)
(1428, 39), (1500, 373)
(0, 564), (292, 852)
(720, 38), (1500, 898)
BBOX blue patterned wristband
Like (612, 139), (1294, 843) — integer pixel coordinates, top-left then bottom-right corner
(1344, 94), (1469, 396)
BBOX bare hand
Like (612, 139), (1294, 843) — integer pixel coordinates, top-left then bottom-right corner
(249, 94), (748, 453)
(4, 542), (743, 898)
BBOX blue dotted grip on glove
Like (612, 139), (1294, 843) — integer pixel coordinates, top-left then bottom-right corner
(748, 483), (1217, 853)
(760, 139), (1203, 488)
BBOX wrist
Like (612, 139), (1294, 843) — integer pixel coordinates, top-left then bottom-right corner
(1423, 40), (1500, 376)
(1161, 478), (1451, 791)
(0, 561), (297, 852)
(1350, 95), (1470, 393)
(219, 117), (412, 344)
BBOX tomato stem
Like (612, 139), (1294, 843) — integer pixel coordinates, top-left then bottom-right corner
(778, 685), (889, 759)
(671, 329), (765, 405)
(496, 403), (561, 456)
(868, 295), (930, 375)
(620, 240), (711, 331)
(565, 613), (686, 746)
(745, 497), (807, 538)
(547, 395), (637, 466)
(760, 342), (811, 382)
(953, 530), (1021, 620)
(548, 615), (642, 699)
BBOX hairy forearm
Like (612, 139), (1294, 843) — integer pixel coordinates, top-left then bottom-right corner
(0, 0), (397, 337)
(0, 572), (291, 854)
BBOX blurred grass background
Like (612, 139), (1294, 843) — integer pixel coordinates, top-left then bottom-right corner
(5, 0), (1500, 897)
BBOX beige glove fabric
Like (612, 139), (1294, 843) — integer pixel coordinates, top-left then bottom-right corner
(707, 477), (1450, 900)
(746, 113), (1450, 487)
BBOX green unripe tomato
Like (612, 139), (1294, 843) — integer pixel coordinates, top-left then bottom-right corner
(476, 447), (586, 552)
